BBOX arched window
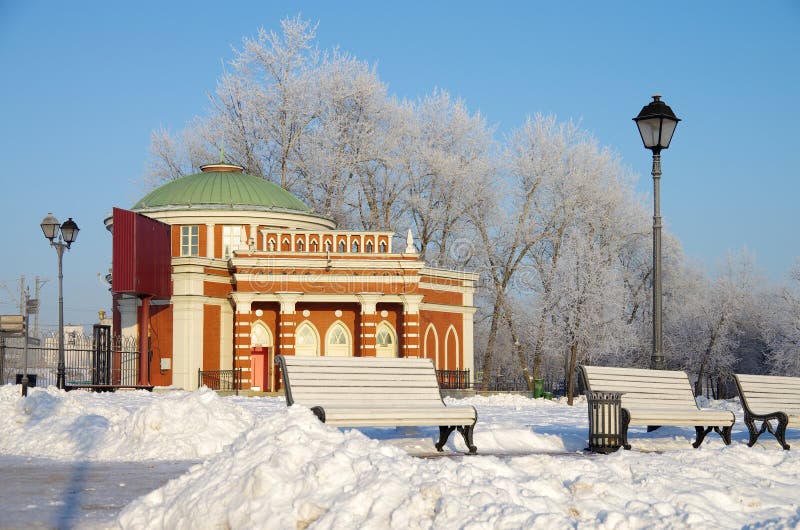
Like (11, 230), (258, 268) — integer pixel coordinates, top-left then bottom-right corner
(324, 241), (332, 252)
(379, 241), (387, 253)
(445, 325), (459, 370)
(375, 322), (398, 358)
(297, 239), (304, 251)
(311, 240), (319, 252)
(250, 322), (273, 348)
(337, 241), (346, 253)
(325, 321), (351, 357)
(352, 241), (359, 253)
(282, 238), (290, 251)
(424, 324), (439, 363)
(366, 241), (374, 253)
(295, 322), (319, 356)
(268, 239), (275, 252)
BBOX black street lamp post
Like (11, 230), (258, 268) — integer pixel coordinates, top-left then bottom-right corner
(633, 95), (680, 370)
(40, 213), (80, 389)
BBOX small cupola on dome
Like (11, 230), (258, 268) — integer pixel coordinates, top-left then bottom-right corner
(199, 163), (244, 173)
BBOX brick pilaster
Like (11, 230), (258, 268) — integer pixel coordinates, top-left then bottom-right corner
(233, 302), (253, 389)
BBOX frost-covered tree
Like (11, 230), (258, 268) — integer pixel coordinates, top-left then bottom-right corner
(407, 90), (494, 266)
(667, 251), (761, 395)
(761, 259), (800, 376)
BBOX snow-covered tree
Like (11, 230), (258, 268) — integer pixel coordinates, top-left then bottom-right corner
(761, 259), (800, 376)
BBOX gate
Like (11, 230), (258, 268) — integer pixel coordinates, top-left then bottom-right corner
(93, 325), (111, 385)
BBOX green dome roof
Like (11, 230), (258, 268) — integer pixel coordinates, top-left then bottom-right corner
(133, 164), (310, 212)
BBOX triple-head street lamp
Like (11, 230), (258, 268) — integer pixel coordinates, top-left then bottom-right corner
(40, 213), (80, 389)
(633, 95), (680, 370)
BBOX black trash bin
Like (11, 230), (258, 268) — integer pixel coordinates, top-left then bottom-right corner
(15, 374), (37, 387)
(586, 391), (624, 453)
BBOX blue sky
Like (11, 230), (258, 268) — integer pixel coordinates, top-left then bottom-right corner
(1, 1), (798, 331)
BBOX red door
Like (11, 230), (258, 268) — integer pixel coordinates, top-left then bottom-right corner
(250, 347), (269, 391)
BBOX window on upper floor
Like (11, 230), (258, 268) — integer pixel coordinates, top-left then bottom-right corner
(352, 241), (359, 253)
(366, 241), (374, 253)
(379, 241), (387, 253)
(180, 225), (199, 256)
(337, 241), (346, 253)
(297, 239), (304, 251)
(222, 226), (243, 258)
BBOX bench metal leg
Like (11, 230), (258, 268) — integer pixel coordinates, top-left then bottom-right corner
(713, 426), (732, 445)
(745, 413), (790, 450)
(457, 425), (478, 454)
(621, 409), (632, 450)
(435, 425), (478, 454)
(693, 426), (732, 447)
(435, 426), (456, 452)
(692, 426), (713, 448)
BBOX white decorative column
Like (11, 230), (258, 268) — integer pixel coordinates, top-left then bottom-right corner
(171, 263), (206, 390)
(206, 223), (214, 258)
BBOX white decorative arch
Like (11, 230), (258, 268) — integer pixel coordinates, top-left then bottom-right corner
(375, 321), (398, 358)
(423, 323), (439, 362)
(295, 321), (320, 356)
(324, 320), (352, 357)
(445, 325), (459, 370)
(250, 321), (274, 348)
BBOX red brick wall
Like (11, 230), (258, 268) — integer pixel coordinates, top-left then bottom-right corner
(148, 303), (173, 386)
(203, 305), (221, 371)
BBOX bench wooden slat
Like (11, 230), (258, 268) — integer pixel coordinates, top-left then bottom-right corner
(281, 357), (433, 367)
(288, 371), (436, 380)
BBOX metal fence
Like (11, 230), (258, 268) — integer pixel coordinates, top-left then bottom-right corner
(436, 369), (471, 389)
(472, 372), (565, 394)
(198, 369), (242, 393)
(1, 332), (140, 388)
(436, 369), (565, 394)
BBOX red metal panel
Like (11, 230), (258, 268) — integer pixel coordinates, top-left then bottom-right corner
(133, 211), (171, 298)
(112, 207), (171, 299)
(112, 208), (136, 293)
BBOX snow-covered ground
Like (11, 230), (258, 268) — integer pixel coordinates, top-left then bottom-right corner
(1, 385), (799, 529)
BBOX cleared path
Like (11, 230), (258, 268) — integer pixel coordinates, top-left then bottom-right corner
(0, 456), (196, 529)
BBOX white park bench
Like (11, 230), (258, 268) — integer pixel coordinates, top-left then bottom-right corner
(734, 374), (800, 450)
(275, 354), (478, 454)
(580, 365), (735, 449)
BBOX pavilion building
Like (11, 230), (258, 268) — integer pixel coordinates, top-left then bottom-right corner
(105, 163), (477, 391)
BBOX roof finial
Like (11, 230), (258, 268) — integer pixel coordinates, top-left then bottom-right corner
(405, 229), (416, 254)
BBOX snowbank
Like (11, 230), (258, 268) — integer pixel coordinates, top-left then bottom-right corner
(3, 385), (800, 528)
(0, 385), (257, 460)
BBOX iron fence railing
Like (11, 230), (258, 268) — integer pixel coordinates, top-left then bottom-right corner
(1, 333), (139, 388)
(436, 369), (471, 389)
(198, 369), (242, 394)
(472, 372), (565, 394)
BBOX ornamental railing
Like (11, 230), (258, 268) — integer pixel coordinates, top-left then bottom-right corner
(436, 369), (471, 389)
(198, 369), (241, 394)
